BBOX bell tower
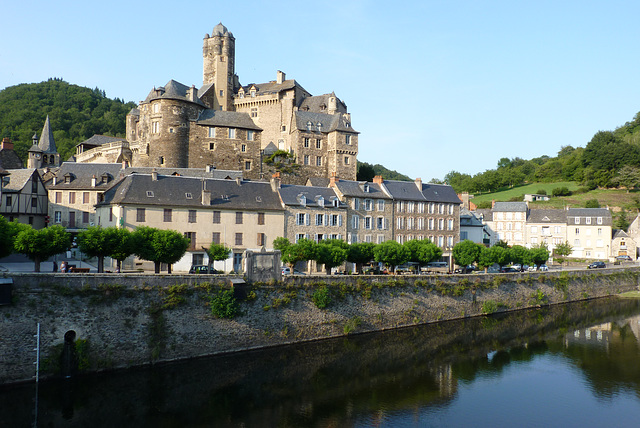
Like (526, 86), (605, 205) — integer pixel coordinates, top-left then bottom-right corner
(203, 22), (236, 111)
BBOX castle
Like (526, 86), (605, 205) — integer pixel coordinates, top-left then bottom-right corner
(111, 23), (358, 183)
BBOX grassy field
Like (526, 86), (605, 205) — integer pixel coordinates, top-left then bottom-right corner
(471, 182), (581, 204)
(470, 182), (640, 220)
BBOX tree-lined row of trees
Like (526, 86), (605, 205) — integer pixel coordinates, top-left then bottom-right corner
(452, 240), (551, 271)
(274, 237), (443, 274)
(0, 220), (201, 273)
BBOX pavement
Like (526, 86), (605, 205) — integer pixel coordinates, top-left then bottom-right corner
(0, 253), (98, 273)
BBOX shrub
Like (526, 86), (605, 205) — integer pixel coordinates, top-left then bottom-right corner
(585, 199), (600, 208)
(209, 289), (239, 319)
(312, 286), (332, 309)
(552, 187), (572, 196)
(536, 189), (547, 195)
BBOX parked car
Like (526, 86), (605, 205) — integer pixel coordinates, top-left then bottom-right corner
(189, 265), (220, 274)
(538, 264), (549, 271)
(454, 265), (477, 274)
(587, 261), (606, 269)
(500, 266), (518, 273)
(615, 255), (632, 261)
(282, 267), (306, 275)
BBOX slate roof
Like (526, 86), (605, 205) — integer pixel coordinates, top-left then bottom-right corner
(210, 22), (233, 38)
(420, 183), (462, 204)
(527, 209), (567, 223)
(567, 208), (612, 218)
(613, 229), (630, 239)
(278, 184), (344, 208)
(474, 208), (493, 222)
(48, 163), (123, 190)
(38, 115), (58, 154)
(0, 146), (24, 169)
(460, 209), (484, 226)
(241, 79), (302, 96)
(2, 169), (38, 192)
(144, 80), (206, 107)
(492, 201), (528, 212)
(382, 180), (426, 202)
(294, 110), (358, 134)
(298, 93), (347, 114)
(306, 177), (330, 187)
(100, 174), (283, 211)
(125, 167), (242, 180)
(196, 109), (261, 130)
(332, 179), (391, 199)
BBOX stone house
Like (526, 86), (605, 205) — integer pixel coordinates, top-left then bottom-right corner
(0, 169), (48, 228)
(490, 201), (529, 246)
(611, 229), (636, 260)
(626, 213), (640, 258)
(566, 208), (612, 260)
(46, 163), (123, 231)
(96, 172), (284, 272)
(276, 179), (347, 244)
(525, 209), (567, 253)
(459, 208), (487, 245)
(380, 177), (461, 260)
(328, 174), (393, 244)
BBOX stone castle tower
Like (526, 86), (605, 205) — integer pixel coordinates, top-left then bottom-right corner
(202, 23), (239, 112)
(120, 23), (358, 183)
(27, 115), (60, 169)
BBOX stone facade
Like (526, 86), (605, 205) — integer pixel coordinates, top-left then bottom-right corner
(118, 23), (358, 183)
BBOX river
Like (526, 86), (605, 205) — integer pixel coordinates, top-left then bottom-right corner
(2, 297), (640, 427)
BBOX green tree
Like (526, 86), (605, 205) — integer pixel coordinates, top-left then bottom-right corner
(509, 245), (532, 267)
(105, 227), (135, 272)
(14, 225), (72, 272)
(553, 241), (573, 266)
(615, 208), (631, 231)
(279, 238), (317, 270)
(356, 163), (376, 182)
(614, 165), (640, 192)
(530, 243), (550, 267)
(132, 227), (189, 273)
(477, 246), (494, 272)
(452, 239), (481, 267)
(0, 217), (29, 259)
(314, 239), (348, 274)
(374, 240), (410, 273)
(206, 243), (232, 270)
(404, 239), (442, 270)
(488, 245), (510, 267)
(77, 225), (116, 272)
(346, 242), (376, 274)
(584, 199), (600, 208)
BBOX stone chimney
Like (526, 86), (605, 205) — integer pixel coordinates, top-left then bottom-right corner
(459, 192), (470, 210)
(202, 181), (211, 205)
(91, 175), (97, 187)
(491, 199), (496, 209)
(206, 164), (216, 172)
(277, 70), (286, 84)
(1, 138), (13, 150)
(186, 85), (198, 103)
(329, 172), (338, 187)
(151, 168), (158, 181)
(235, 176), (242, 186)
(415, 177), (422, 190)
(328, 95), (337, 114)
(271, 172), (281, 192)
(373, 175), (383, 185)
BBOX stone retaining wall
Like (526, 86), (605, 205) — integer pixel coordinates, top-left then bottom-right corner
(1, 268), (639, 385)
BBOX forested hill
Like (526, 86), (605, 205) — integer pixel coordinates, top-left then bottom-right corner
(445, 111), (640, 193)
(0, 78), (136, 162)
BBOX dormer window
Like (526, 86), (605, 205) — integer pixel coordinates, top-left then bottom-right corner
(299, 195), (307, 206)
(306, 121), (313, 131)
(185, 193), (193, 199)
(363, 184), (370, 193)
(332, 198), (339, 207)
(146, 191), (154, 197)
(317, 196), (324, 207)
(316, 122), (322, 131)
(250, 87), (256, 97)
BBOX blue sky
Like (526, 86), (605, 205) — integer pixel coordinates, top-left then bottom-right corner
(2, 0), (639, 182)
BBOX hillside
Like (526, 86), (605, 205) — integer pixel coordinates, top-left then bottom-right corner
(445, 111), (640, 193)
(0, 79), (136, 162)
(357, 161), (412, 182)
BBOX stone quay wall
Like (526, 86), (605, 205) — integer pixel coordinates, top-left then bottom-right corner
(1, 268), (639, 385)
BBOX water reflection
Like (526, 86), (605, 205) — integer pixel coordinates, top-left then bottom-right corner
(3, 297), (640, 427)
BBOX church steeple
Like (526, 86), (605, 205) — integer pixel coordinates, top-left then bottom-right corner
(37, 116), (60, 167)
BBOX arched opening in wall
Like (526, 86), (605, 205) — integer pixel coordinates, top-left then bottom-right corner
(61, 330), (78, 378)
